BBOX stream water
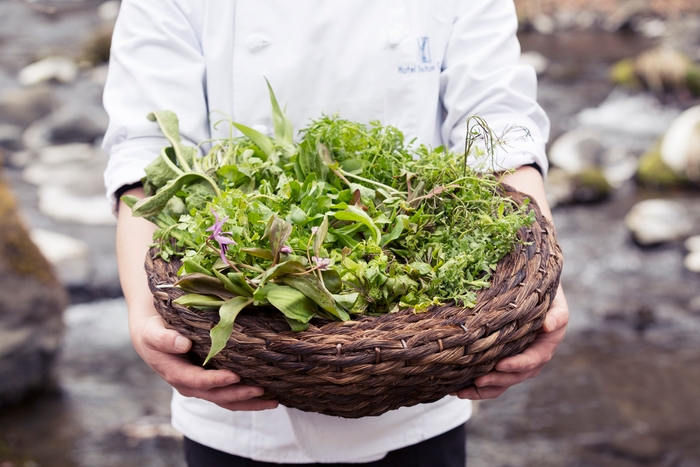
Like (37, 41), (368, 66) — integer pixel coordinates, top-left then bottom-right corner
(0, 5), (699, 466)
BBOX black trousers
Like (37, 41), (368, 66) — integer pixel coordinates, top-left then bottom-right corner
(184, 423), (466, 467)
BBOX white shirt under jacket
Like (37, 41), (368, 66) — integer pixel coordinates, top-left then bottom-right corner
(103, 0), (550, 463)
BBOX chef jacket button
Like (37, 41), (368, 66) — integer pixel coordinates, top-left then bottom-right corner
(385, 29), (405, 47)
(245, 34), (272, 52)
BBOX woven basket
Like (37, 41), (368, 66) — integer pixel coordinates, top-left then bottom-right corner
(146, 186), (563, 418)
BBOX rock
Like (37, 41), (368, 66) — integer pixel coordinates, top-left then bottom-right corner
(602, 0), (649, 32)
(634, 47), (693, 93)
(23, 106), (109, 150)
(519, 51), (549, 76)
(610, 58), (640, 88)
(637, 140), (686, 187)
(548, 128), (604, 174)
(545, 167), (576, 207)
(607, 433), (664, 462)
(17, 56), (79, 86)
(635, 18), (667, 38)
(689, 295), (700, 313)
(625, 199), (692, 246)
(531, 15), (555, 35)
(0, 125), (23, 152)
(82, 22), (115, 66)
(685, 235), (700, 252)
(5, 151), (34, 169)
(22, 143), (108, 197)
(685, 252), (700, 273)
(544, 167), (612, 206)
(578, 91), (680, 139)
(98, 1), (120, 22)
(38, 185), (116, 226)
(29, 229), (90, 287)
(659, 106), (700, 183)
(0, 165), (67, 407)
(602, 145), (637, 188)
(0, 86), (54, 128)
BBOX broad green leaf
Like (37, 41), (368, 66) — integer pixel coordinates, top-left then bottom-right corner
(203, 296), (254, 365)
(227, 272), (257, 297)
(329, 228), (359, 249)
(120, 195), (140, 210)
(241, 248), (274, 261)
(131, 172), (218, 218)
(281, 274), (350, 321)
(144, 147), (180, 188)
(147, 111), (195, 171)
(265, 78), (294, 147)
(333, 206), (382, 245)
(381, 215), (408, 246)
(183, 259), (214, 276)
(173, 293), (226, 308)
(284, 316), (309, 332)
(232, 122), (274, 157)
(266, 285), (318, 324)
(212, 269), (253, 298)
(321, 269), (342, 294)
(332, 293), (359, 311)
(175, 273), (235, 299)
(313, 215), (329, 258)
(258, 260), (306, 288)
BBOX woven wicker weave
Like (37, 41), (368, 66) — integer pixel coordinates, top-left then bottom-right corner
(146, 186), (563, 418)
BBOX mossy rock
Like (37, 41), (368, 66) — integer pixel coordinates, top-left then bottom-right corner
(687, 66), (700, 97)
(636, 140), (686, 187)
(571, 168), (613, 203)
(610, 58), (641, 88)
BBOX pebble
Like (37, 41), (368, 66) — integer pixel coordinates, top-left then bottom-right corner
(685, 235), (700, 252)
(624, 199), (692, 245)
(22, 106), (109, 150)
(0, 86), (54, 128)
(29, 229), (90, 286)
(519, 51), (550, 75)
(0, 124), (23, 152)
(98, 1), (120, 22)
(548, 128), (603, 174)
(685, 252), (700, 273)
(38, 185), (116, 225)
(660, 105), (700, 183)
(18, 56), (79, 86)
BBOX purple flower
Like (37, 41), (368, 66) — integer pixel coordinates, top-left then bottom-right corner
(312, 256), (331, 270)
(206, 208), (236, 263)
(311, 226), (319, 235)
(280, 245), (293, 254)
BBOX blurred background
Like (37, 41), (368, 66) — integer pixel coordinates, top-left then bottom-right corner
(0, 0), (699, 466)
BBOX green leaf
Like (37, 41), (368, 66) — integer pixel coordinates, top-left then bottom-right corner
(120, 195), (140, 210)
(227, 272), (257, 297)
(265, 215), (293, 263)
(241, 248), (274, 261)
(144, 147), (180, 188)
(381, 215), (407, 246)
(212, 269), (254, 298)
(131, 172), (218, 218)
(175, 273), (236, 299)
(321, 269), (342, 294)
(266, 285), (318, 324)
(266, 78), (294, 147)
(281, 274), (350, 321)
(258, 260), (306, 288)
(203, 297), (254, 365)
(333, 206), (382, 245)
(183, 259), (214, 276)
(332, 292), (359, 311)
(232, 122), (274, 158)
(147, 111), (195, 171)
(313, 215), (329, 258)
(173, 293), (226, 308)
(284, 317), (309, 332)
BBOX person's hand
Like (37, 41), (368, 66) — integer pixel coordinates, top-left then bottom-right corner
(131, 309), (279, 411)
(455, 285), (569, 400)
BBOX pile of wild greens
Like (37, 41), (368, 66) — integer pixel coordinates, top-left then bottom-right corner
(124, 85), (535, 363)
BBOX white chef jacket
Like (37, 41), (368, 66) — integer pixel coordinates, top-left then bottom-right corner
(103, 0), (550, 463)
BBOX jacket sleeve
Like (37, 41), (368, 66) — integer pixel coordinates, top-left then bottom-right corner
(102, 0), (208, 207)
(440, 0), (550, 174)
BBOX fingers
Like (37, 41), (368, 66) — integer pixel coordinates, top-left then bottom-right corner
(141, 315), (192, 354)
(494, 327), (562, 373)
(541, 287), (570, 334)
(454, 385), (508, 400)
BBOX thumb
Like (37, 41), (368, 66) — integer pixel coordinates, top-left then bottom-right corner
(142, 315), (192, 354)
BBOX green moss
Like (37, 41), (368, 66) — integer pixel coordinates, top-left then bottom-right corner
(610, 58), (641, 88)
(0, 173), (57, 286)
(636, 140), (686, 187)
(687, 65), (700, 97)
(572, 168), (612, 203)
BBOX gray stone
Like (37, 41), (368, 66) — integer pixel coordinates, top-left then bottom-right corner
(531, 15), (555, 35)
(18, 56), (79, 86)
(30, 229), (90, 287)
(607, 433), (664, 462)
(0, 86), (54, 128)
(684, 252), (700, 273)
(23, 106), (109, 150)
(660, 105), (700, 183)
(38, 185), (116, 225)
(0, 167), (66, 407)
(685, 235), (700, 253)
(624, 199), (692, 245)
(0, 124), (23, 152)
(98, 1), (120, 22)
(548, 128), (603, 174)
